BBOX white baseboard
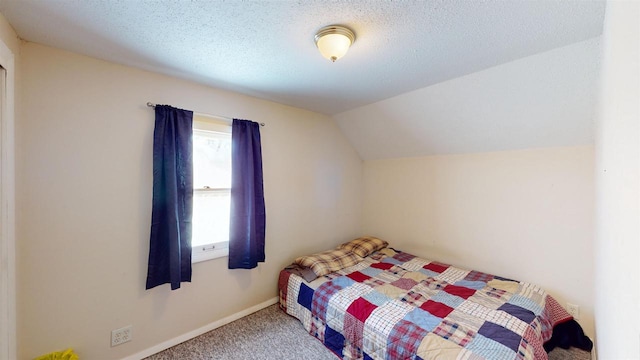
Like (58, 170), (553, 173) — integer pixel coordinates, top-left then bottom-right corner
(121, 296), (279, 360)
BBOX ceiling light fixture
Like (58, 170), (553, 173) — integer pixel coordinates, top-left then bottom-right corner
(314, 25), (356, 62)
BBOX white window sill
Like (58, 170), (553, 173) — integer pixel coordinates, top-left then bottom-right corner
(192, 242), (229, 263)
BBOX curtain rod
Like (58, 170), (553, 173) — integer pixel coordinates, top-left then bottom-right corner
(146, 102), (265, 126)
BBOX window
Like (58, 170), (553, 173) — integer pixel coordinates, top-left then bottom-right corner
(192, 116), (232, 263)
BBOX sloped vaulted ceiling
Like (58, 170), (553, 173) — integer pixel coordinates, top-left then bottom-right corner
(334, 38), (601, 159)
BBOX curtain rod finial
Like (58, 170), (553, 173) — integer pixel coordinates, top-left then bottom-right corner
(147, 102), (155, 108)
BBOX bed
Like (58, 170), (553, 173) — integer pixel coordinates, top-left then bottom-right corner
(278, 237), (591, 360)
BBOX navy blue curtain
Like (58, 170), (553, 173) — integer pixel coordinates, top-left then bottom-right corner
(146, 105), (194, 290)
(228, 119), (266, 269)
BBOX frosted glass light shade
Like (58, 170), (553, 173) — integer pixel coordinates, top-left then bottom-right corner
(314, 25), (355, 62)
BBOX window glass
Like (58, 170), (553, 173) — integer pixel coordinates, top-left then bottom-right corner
(193, 129), (231, 189)
(192, 118), (231, 261)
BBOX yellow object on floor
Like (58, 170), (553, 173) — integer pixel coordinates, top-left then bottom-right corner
(34, 348), (79, 360)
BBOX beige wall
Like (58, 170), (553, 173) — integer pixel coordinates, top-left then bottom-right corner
(362, 146), (595, 337)
(594, 1), (640, 358)
(16, 42), (363, 359)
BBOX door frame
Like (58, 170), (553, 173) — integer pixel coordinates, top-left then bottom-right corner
(0, 36), (16, 360)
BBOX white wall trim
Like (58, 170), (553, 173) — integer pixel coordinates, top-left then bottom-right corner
(121, 296), (279, 360)
(0, 36), (16, 360)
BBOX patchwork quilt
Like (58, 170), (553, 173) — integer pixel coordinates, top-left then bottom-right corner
(278, 249), (574, 360)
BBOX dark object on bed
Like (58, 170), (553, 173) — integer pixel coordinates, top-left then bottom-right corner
(544, 319), (593, 352)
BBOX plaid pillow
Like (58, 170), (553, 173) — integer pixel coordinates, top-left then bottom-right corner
(294, 248), (361, 277)
(338, 236), (388, 258)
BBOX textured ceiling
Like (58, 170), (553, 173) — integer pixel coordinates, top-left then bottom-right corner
(0, 0), (605, 116)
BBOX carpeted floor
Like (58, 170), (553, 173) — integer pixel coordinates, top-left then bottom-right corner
(145, 304), (591, 360)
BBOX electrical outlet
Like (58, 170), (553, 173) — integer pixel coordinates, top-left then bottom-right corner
(566, 303), (580, 320)
(111, 325), (132, 347)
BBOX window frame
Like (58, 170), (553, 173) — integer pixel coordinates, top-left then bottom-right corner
(191, 115), (232, 263)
